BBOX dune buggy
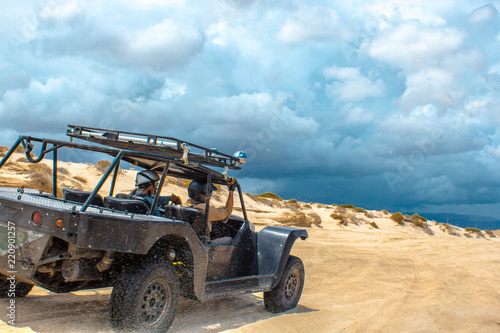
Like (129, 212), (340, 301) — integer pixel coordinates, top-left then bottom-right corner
(0, 125), (308, 332)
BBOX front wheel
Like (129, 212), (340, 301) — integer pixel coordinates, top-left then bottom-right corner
(110, 258), (180, 332)
(264, 255), (305, 313)
(0, 274), (33, 298)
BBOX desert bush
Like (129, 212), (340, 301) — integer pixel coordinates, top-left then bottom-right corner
(330, 213), (342, 220)
(353, 207), (367, 214)
(382, 210), (389, 215)
(273, 211), (322, 227)
(258, 192), (282, 200)
(95, 160), (112, 174)
(339, 204), (355, 209)
(412, 218), (428, 228)
(286, 199), (297, 204)
(391, 212), (405, 224)
(338, 216), (349, 226)
(370, 221), (379, 229)
(2, 161), (26, 173)
(484, 230), (496, 238)
(57, 167), (70, 175)
(287, 202), (301, 210)
(73, 175), (88, 184)
(439, 223), (460, 237)
(0, 146), (8, 157)
(465, 227), (481, 233)
(365, 212), (375, 218)
(411, 214), (427, 222)
(302, 204), (312, 209)
(26, 163), (53, 193)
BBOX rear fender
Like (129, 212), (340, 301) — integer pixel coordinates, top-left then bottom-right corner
(256, 226), (308, 289)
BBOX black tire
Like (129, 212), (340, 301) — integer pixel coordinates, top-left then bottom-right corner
(0, 274), (33, 298)
(110, 258), (180, 332)
(264, 255), (305, 313)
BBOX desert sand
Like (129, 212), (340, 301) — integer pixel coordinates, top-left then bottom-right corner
(1, 151), (499, 332)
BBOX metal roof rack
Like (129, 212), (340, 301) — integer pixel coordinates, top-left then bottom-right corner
(66, 125), (245, 171)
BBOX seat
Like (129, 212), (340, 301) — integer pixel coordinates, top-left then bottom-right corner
(62, 188), (104, 206)
(182, 207), (208, 238)
(103, 196), (150, 215)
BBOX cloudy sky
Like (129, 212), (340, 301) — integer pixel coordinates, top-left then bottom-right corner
(2, 0), (500, 218)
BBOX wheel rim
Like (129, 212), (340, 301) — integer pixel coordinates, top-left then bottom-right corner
(140, 278), (170, 326)
(284, 269), (299, 302)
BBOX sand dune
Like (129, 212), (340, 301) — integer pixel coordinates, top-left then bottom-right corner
(1, 151), (499, 332)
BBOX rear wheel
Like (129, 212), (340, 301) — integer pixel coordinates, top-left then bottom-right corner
(264, 255), (305, 313)
(0, 274), (33, 298)
(110, 258), (180, 332)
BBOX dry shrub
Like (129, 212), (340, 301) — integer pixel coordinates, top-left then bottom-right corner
(2, 161), (26, 173)
(26, 163), (53, 193)
(16, 157), (29, 163)
(286, 199), (297, 204)
(464, 228), (484, 238)
(391, 212), (405, 225)
(365, 212), (375, 218)
(73, 175), (88, 184)
(484, 230), (496, 238)
(439, 223), (461, 237)
(58, 167), (70, 175)
(95, 160), (112, 174)
(301, 204), (312, 209)
(339, 204), (355, 209)
(353, 207), (367, 214)
(0, 146), (8, 157)
(370, 221), (379, 229)
(258, 192), (282, 200)
(286, 202), (301, 211)
(337, 211), (361, 226)
(382, 210), (389, 215)
(330, 213), (342, 220)
(273, 211), (322, 228)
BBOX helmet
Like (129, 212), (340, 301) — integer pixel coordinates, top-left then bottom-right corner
(188, 180), (216, 203)
(135, 169), (160, 188)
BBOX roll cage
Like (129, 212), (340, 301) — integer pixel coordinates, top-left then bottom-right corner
(0, 125), (248, 222)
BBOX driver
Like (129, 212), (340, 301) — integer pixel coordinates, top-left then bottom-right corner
(132, 169), (182, 216)
(185, 178), (238, 244)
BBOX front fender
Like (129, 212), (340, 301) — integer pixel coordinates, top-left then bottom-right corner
(256, 226), (308, 289)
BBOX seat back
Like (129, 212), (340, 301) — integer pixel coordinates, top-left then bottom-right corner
(182, 207), (208, 238)
(62, 188), (104, 206)
(115, 193), (132, 199)
(103, 196), (150, 215)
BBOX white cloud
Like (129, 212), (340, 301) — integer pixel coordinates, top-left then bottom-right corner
(470, 3), (498, 23)
(129, 19), (204, 69)
(400, 67), (464, 110)
(277, 6), (347, 44)
(323, 66), (384, 101)
(344, 106), (375, 123)
(370, 1), (447, 27)
(365, 21), (464, 71)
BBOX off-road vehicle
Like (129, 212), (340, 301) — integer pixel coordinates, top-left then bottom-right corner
(0, 125), (308, 332)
